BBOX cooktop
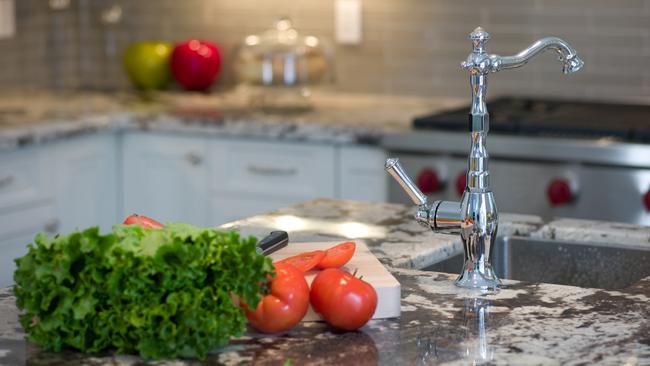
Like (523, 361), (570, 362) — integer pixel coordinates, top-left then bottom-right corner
(413, 97), (650, 143)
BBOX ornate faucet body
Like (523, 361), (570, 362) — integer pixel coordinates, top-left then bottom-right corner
(386, 27), (583, 292)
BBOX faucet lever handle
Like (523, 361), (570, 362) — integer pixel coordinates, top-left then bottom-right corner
(385, 158), (428, 206)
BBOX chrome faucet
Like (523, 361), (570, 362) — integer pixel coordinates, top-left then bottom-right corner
(386, 27), (583, 292)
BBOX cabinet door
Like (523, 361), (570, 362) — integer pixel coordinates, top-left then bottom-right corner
(0, 204), (56, 288)
(53, 134), (118, 234)
(122, 133), (209, 226)
(0, 204), (56, 241)
(0, 145), (51, 210)
(0, 233), (36, 287)
(338, 146), (388, 202)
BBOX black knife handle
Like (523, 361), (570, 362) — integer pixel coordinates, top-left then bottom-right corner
(256, 231), (289, 256)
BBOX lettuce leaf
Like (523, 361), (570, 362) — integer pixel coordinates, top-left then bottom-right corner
(13, 223), (273, 359)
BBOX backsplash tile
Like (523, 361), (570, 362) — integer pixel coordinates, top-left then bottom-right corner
(1, 0), (648, 102)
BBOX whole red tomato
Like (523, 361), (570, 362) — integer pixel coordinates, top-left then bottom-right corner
(122, 214), (164, 229)
(310, 268), (377, 331)
(170, 40), (221, 91)
(245, 263), (310, 333)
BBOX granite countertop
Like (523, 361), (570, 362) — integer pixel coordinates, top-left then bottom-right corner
(1, 199), (649, 365)
(0, 89), (465, 151)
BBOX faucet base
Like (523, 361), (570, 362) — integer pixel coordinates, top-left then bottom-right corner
(455, 261), (500, 293)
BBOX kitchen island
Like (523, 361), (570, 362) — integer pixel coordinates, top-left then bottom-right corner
(1, 199), (649, 365)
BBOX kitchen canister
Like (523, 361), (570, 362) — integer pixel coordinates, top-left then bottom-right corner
(232, 17), (333, 111)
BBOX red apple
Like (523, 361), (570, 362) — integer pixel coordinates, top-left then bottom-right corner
(171, 40), (221, 91)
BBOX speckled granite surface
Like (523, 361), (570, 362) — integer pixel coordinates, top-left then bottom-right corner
(1, 199), (649, 365)
(532, 218), (650, 249)
(0, 90), (464, 151)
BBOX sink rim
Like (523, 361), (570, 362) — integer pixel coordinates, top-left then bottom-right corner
(505, 235), (650, 252)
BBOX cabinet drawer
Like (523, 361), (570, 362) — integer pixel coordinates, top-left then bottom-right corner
(122, 132), (209, 227)
(210, 140), (336, 199)
(0, 204), (56, 240)
(0, 148), (51, 210)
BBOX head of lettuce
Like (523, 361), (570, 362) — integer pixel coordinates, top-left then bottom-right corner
(13, 223), (273, 359)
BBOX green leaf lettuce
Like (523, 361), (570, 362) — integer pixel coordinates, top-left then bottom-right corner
(13, 223), (273, 359)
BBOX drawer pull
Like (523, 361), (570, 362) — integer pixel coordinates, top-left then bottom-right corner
(44, 218), (60, 234)
(185, 152), (203, 166)
(247, 165), (297, 176)
(0, 175), (15, 188)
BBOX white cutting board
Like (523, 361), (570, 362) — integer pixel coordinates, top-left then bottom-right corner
(269, 240), (401, 321)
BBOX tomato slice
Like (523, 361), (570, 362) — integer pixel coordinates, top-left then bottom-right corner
(317, 241), (356, 269)
(275, 250), (326, 272)
(123, 214), (164, 229)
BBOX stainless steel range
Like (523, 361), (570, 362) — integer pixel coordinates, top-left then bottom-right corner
(384, 97), (650, 226)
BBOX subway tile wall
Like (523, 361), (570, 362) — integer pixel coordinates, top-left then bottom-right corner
(1, 0), (649, 101)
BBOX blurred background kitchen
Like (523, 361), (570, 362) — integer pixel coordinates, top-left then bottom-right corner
(2, 0), (649, 98)
(1, 0), (649, 286)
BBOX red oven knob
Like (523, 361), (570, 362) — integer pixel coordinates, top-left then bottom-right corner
(455, 172), (467, 197)
(644, 189), (650, 211)
(417, 169), (441, 194)
(547, 179), (574, 206)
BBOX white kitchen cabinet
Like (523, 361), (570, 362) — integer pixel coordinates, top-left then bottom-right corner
(122, 132), (209, 226)
(0, 145), (51, 211)
(0, 232), (43, 288)
(0, 129), (390, 286)
(209, 139), (337, 224)
(0, 203), (56, 240)
(52, 133), (118, 234)
(0, 133), (119, 287)
(0, 204), (58, 287)
(0, 144), (55, 287)
(338, 146), (388, 202)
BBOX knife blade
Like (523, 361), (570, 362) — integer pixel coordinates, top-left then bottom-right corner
(255, 230), (289, 256)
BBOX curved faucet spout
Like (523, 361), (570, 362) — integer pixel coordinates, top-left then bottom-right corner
(462, 27), (584, 76)
(492, 36), (584, 74)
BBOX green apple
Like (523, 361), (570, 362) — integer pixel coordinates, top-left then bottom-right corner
(122, 42), (173, 90)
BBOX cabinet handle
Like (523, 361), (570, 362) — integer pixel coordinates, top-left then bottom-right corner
(44, 218), (60, 234)
(247, 165), (298, 176)
(0, 175), (15, 188)
(185, 152), (203, 166)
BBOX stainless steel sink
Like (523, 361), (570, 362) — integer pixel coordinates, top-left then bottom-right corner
(423, 236), (650, 290)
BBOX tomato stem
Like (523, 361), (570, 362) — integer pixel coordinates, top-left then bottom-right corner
(261, 280), (271, 295)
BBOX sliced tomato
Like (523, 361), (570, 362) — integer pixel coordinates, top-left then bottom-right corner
(122, 214), (164, 229)
(317, 241), (356, 269)
(275, 250), (326, 273)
